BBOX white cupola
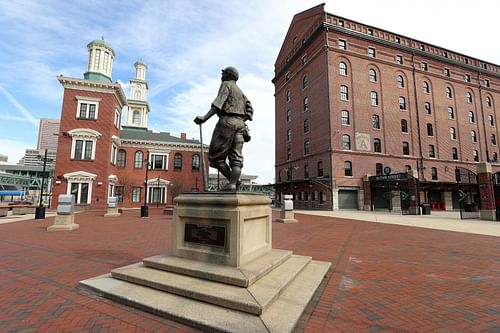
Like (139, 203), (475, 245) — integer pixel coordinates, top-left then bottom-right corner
(84, 37), (115, 83)
(125, 60), (150, 129)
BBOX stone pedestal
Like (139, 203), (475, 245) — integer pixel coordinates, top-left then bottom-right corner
(276, 209), (298, 223)
(172, 193), (272, 267)
(104, 207), (121, 217)
(79, 192), (331, 333)
(276, 194), (298, 223)
(47, 214), (79, 232)
(47, 194), (79, 232)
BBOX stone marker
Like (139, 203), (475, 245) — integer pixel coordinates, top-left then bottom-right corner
(276, 194), (298, 223)
(104, 196), (121, 217)
(47, 194), (79, 231)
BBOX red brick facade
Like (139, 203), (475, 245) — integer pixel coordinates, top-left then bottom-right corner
(274, 5), (500, 211)
(52, 80), (207, 210)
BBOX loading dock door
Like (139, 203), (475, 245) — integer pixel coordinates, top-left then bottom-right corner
(338, 190), (359, 209)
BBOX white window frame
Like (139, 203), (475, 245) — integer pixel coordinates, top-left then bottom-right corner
(368, 47), (376, 58)
(68, 128), (101, 161)
(132, 187), (141, 202)
(149, 153), (169, 170)
(76, 96), (101, 120)
(114, 109), (121, 128)
(64, 171), (97, 205)
(111, 143), (118, 165)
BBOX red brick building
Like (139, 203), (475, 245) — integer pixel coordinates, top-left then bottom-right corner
(274, 5), (500, 215)
(52, 39), (206, 210)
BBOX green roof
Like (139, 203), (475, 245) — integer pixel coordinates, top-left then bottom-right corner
(83, 71), (112, 83)
(87, 38), (115, 56)
(134, 60), (148, 68)
(120, 129), (200, 144)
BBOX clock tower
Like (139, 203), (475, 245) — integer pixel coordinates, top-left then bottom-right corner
(125, 60), (150, 129)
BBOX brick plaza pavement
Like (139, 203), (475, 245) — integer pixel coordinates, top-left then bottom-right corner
(0, 208), (499, 332)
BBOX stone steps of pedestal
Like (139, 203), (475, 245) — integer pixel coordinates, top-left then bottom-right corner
(111, 254), (311, 315)
(79, 260), (331, 333)
(143, 249), (292, 287)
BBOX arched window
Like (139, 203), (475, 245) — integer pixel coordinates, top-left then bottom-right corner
(427, 123), (433, 136)
(339, 62), (347, 76)
(370, 91), (378, 106)
(405, 165), (412, 172)
(134, 151), (143, 168)
(429, 145), (435, 158)
(192, 154), (200, 170)
(424, 102), (431, 114)
(369, 69), (377, 82)
(286, 90), (291, 102)
(492, 134), (497, 145)
(287, 129), (292, 141)
(342, 134), (351, 150)
(431, 167), (438, 180)
(488, 115), (494, 126)
(402, 141), (410, 155)
(399, 96), (406, 110)
(446, 86), (453, 98)
(374, 138), (381, 152)
(340, 85), (349, 101)
(303, 140), (310, 155)
(117, 150), (126, 168)
(303, 119), (310, 133)
(423, 81), (430, 93)
(401, 119), (408, 133)
(344, 161), (352, 176)
(468, 111), (475, 123)
(473, 150), (479, 162)
(397, 75), (405, 88)
(486, 96), (492, 108)
(452, 148), (458, 160)
(317, 161), (324, 177)
(303, 96), (309, 111)
(466, 92), (473, 104)
(448, 107), (454, 119)
(174, 153), (182, 170)
(132, 110), (141, 125)
(341, 110), (350, 125)
(372, 115), (380, 129)
(302, 75), (309, 89)
(471, 130), (477, 143)
(286, 109), (292, 122)
(450, 127), (456, 140)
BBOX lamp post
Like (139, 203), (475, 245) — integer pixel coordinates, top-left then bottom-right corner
(156, 176), (160, 208)
(35, 149), (48, 220)
(141, 154), (150, 218)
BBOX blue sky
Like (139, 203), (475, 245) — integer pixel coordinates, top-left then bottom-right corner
(1, 0), (499, 183)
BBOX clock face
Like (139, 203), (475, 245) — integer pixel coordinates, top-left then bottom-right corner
(136, 84), (141, 90)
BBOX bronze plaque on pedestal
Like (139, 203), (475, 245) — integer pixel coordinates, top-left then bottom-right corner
(184, 224), (226, 247)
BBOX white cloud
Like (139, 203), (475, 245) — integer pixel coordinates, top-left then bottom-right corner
(0, 86), (38, 127)
(0, 138), (32, 164)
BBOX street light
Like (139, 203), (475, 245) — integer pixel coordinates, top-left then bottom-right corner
(35, 149), (49, 220)
(141, 154), (150, 218)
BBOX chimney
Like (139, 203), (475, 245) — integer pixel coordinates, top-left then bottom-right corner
(180, 132), (187, 140)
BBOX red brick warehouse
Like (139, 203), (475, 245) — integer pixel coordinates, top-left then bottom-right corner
(274, 4), (500, 214)
(52, 39), (208, 210)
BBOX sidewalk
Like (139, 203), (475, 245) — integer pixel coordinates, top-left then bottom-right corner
(0, 209), (57, 225)
(1, 208), (499, 332)
(294, 209), (500, 237)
